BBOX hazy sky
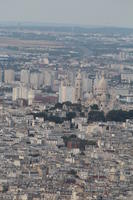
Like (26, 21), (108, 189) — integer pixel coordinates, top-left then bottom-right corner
(0, 0), (132, 28)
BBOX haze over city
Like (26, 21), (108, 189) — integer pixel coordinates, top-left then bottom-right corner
(0, 0), (133, 28)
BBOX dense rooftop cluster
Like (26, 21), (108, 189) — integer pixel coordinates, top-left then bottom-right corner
(0, 25), (133, 199)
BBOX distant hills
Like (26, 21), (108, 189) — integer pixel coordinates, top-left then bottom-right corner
(0, 22), (133, 34)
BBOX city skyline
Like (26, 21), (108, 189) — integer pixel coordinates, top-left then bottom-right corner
(0, 1), (133, 199)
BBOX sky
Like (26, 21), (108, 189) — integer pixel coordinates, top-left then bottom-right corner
(0, 0), (132, 28)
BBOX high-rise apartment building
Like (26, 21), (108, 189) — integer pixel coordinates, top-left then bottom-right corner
(20, 69), (30, 84)
(4, 69), (15, 84)
(59, 81), (75, 103)
(12, 85), (34, 105)
(30, 72), (43, 89)
(44, 70), (52, 86)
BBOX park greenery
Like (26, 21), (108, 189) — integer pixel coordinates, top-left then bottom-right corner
(88, 109), (133, 122)
(32, 102), (133, 124)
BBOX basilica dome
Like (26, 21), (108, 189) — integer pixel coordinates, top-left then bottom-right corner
(97, 75), (108, 94)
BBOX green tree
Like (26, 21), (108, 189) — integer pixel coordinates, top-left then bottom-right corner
(88, 111), (105, 122)
(66, 112), (76, 121)
(106, 110), (127, 122)
(90, 104), (99, 110)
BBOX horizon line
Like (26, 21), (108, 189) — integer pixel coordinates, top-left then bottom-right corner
(0, 21), (132, 30)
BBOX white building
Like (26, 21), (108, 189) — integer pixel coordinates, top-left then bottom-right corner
(59, 81), (75, 103)
(43, 58), (49, 65)
(12, 85), (34, 105)
(20, 69), (30, 84)
(28, 90), (34, 105)
(43, 70), (52, 86)
(117, 95), (133, 104)
(121, 73), (133, 83)
(4, 69), (15, 84)
(30, 72), (43, 89)
(82, 74), (92, 94)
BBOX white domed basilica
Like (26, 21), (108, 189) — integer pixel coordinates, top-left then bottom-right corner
(87, 73), (111, 111)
